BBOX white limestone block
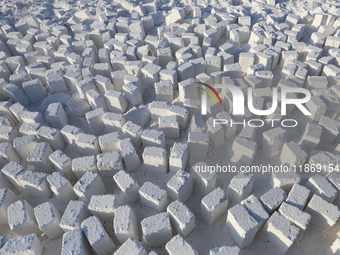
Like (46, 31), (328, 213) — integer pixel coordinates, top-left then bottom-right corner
(260, 187), (287, 214)
(241, 194), (269, 229)
(19, 170), (51, 198)
(141, 212), (172, 247)
(34, 201), (64, 239)
(75, 133), (101, 156)
(139, 182), (169, 212)
(201, 187), (228, 226)
(61, 229), (90, 255)
(8, 199), (41, 235)
(114, 238), (147, 255)
(142, 146), (168, 173)
(226, 204), (259, 248)
(228, 173), (254, 203)
(113, 170), (140, 202)
(46, 172), (77, 204)
(73, 170), (106, 202)
(306, 175), (338, 203)
(165, 234), (198, 255)
(88, 194), (120, 222)
(0, 234), (43, 255)
(59, 200), (91, 232)
(114, 205), (139, 243)
(119, 138), (141, 172)
(0, 188), (17, 224)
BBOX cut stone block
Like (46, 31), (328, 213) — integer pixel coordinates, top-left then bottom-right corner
(46, 172), (77, 204)
(113, 237), (147, 255)
(49, 150), (76, 181)
(260, 187), (287, 214)
(139, 181), (169, 212)
(81, 216), (116, 255)
(142, 146), (168, 173)
(231, 137), (258, 166)
(19, 170), (51, 198)
(61, 125), (83, 149)
(34, 201), (64, 239)
(165, 234), (198, 255)
(113, 170), (140, 202)
(141, 129), (165, 148)
(188, 132), (209, 159)
(0, 188), (17, 224)
(85, 107), (106, 136)
(168, 199), (195, 237)
(88, 194), (120, 222)
(158, 115), (180, 139)
(59, 200), (91, 232)
(61, 229), (90, 255)
(226, 204), (259, 248)
(280, 141), (307, 166)
(228, 173), (254, 204)
(72, 155), (98, 179)
(167, 169), (193, 203)
(97, 151), (123, 176)
(122, 121), (143, 148)
(241, 194), (269, 229)
(0, 143), (20, 165)
(141, 212), (172, 247)
(0, 234), (43, 255)
(8, 199), (41, 235)
(75, 133), (101, 156)
(103, 112), (126, 133)
(298, 122), (322, 150)
(306, 175), (338, 203)
(119, 138), (141, 172)
(263, 212), (300, 255)
(209, 246), (241, 255)
(114, 205), (139, 243)
(285, 183), (310, 211)
(201, 187), (228, 226)
(37, 126), (65, 151)
(278, 202), (311, 231)
(73, 170), (106, 202)
(22, 79), (46, 103)
(104, 90), (128, 113)
(191, 161), (217, 195)
(27, 142), (53, 173)
(262, 127), (286, 158)
(1, 161), (27, 192)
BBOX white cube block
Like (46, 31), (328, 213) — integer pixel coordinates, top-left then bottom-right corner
(1, 161), (27, 192)
(49, 150), (76, 181)
(103, 112), (126, 133)
(122, 121), (143, 148)
(27, 142), (54, 172)
(75, 133), (101, 156)
(37, 126), (65, 151)
(298, 123), (322, 150)
(141, 129), (165, 148)
(97, 151), (123, 176)
(142, 146), (168, 173)
(0, 143), (21, 165)
(210, 246), (241, 255)
(188, 132), (209, 159)
(34, 201), (64, 239)
(88, 194), (120, 222)
(201, 187), (228, 226)
(61, 229), (90, 255)
(86, 89), (108, 111)
(113, 170), (140, 202)
(228, 173), (254, 203)
(0, 234), (43, 255)
(139, 182), (169, 212)
(46, 172), (77, 204)
(306, 175), (338, 203)
(19, 170), (51, 198)
(141, 212), (172, 247)
(13, 135), (39, 163)
(81, 216), (116, 255)
(114, 205), (139, 243)
(59, 200), (91, 232)
(73, 170), (106, 202)
(167, 200), (195, 237)
(263, 212), (300, 255)
(61, 125), (83, 148)
(22, 79), (46, 103)
(155, 80), (173, 102)
(113, 237), (147, 255)
(119, 138), (140, 172)
(191, 161), (217, 195)
(278, 202), (311, 231)
(260, 187), (287, 214)
(104, 90), (128, 113)
(165, 234), (198, 255)
(167, 169), (193, 203)
(0, 188), (17, 224)
(8, 199), (41, 235)
(280, 141), (307, 166)
(72, 155), (98, 179)
(226, 204), (259, 248)
(85, 107), (106, 136)
(241, 194), (269, 229)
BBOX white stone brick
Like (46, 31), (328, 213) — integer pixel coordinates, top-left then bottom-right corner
(298, 123), (322, 150)
(263, 212), (300, 254)
(191, 161), (217, 195)
(165, 234), (198, 255)
(139, 182), (169, 212)
(73, 170), (106, 202)
(285, 183), (310, 210)
(97, 151), (123, 176)
(231, 137), (258, 165)
(280, 141), (307, 166)
(88, 194), (120, 222)
(228, 173), (254, 203)
(81, 216), (116, 255)
(0, 188), (16, 224)
(46, 172), (77, 204)
(141, 212), (172, 247)
(262, 127), (286, 158)
(227, 204), (258, 248)
(305, 194), (340, 232)
(0, 234), (43, 255)
(8, 199), (41, 235)
(188, 132), (209, 159)
(61, 125), (83, 149)
(278, 202), (311, 231)
(209, 246), (241, 255)
(241, 194), (269, 229)
(99, 131), (121, 153)
(1, 161), (26, 192)
(104, 90), (128, 113)
(113, 170), (140, 202)
(201, 187), (228, 226)
(260, 187), (287, 214)
(61, 229), (90, 255)
(122, 121), (143, 148)
(59, 200), (91, 232)
(120, 138), (141, 172)
(306, 175), (338, 203)
(34, 201), (64, 239)
(169, 142), (188, 173)
(37, 126), (65, 151)
(114, 205), (139, 244)
(75, 133), (101, 156)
